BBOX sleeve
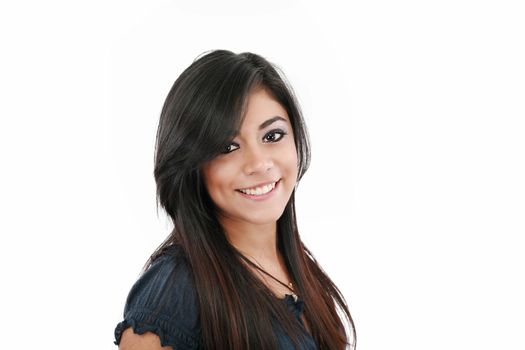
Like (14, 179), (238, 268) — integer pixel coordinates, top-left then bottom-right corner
(114, 250), (201, 349)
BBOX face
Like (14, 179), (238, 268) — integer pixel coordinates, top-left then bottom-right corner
(201, 87), (299, 227)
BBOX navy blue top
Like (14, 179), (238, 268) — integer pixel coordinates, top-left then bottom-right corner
(114, 244), (317, 349)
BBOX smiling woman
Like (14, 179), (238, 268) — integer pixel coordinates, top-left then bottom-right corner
(114, 49), (356, 350)
(201, 88), (298, 227)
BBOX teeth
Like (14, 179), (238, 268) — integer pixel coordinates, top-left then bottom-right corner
(240, 181), (276, 196)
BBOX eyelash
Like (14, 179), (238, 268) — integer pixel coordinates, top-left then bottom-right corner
(222, 129), (288, 154)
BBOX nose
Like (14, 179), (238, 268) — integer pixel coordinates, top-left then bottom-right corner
(242, 145), (274, 175)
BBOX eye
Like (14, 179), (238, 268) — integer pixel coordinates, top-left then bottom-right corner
(222, 142), (240, 154)
(264, 129), (287, 143)
(221, 129), (287, 155)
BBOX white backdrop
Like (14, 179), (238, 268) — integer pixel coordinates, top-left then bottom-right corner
(1, 1), (524, 349)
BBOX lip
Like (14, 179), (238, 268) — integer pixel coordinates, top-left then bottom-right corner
(236, 179), (280, 191)
(236, 179), (281, 201)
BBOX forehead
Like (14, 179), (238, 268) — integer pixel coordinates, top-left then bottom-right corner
(240, 88), (290, 127)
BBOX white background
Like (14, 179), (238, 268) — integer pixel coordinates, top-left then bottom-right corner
(1, 1), (524, 349)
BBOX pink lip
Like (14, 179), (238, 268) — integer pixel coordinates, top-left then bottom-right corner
(236, 179), (280, 201)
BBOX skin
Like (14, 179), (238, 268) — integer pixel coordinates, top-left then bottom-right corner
(119, 328), (172, 350)
(119, 87), (303, 349)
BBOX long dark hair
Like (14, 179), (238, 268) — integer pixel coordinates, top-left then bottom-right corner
(148, 49), (356, 349)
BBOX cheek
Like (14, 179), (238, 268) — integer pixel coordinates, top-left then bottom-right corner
(202, 161), (233, 195)
(284, 143), (299, 175)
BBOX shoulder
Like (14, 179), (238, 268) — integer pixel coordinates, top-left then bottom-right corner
(114, 244), (201, 349)
(125, 244), (196, 312)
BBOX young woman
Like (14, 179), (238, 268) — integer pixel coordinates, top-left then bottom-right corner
(114, 49), (356, 350)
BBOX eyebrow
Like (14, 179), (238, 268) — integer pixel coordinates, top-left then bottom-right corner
(233, 116), (287, 138)
(259, 116), (287, 130)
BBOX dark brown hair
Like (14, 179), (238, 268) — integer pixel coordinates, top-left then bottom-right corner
(149, 49), (356, 349)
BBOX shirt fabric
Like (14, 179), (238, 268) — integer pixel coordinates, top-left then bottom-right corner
(114, 244), (317, 349)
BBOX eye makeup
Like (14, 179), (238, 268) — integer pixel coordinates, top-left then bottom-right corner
(221, 128), (288, 154)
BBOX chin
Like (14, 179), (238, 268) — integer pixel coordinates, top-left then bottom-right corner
(243, 208), (286, 225)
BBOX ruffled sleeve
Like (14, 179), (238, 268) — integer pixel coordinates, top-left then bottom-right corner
(114, 245), (201, 349)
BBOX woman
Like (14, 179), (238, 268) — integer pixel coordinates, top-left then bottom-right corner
(114, 49), (356, 350)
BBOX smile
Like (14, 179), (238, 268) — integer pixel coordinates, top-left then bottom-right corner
(236, 179), (281, 200)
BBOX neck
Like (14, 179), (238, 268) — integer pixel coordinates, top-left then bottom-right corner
(217, 214), (294, 295)
(218, 215), (280, 263)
